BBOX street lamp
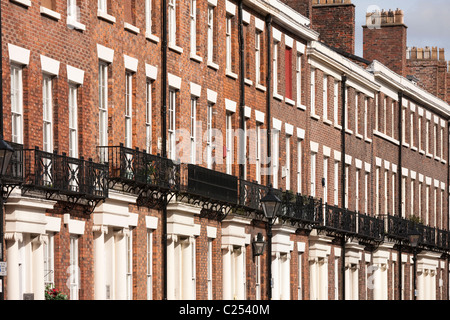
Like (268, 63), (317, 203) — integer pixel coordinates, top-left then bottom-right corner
(260, 184), (281, 300)
(408, 226), (420, 300)
(252, 232), (266, 257)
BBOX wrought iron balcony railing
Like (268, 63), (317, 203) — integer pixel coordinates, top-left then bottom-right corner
(2, 141), (24, 185)
(279, 191), (323, 226)
(383, 214), (413, 241)
(323, 204), (357, 235)
(436, 229), (450, 251)
(238, 179), (268, 213)
(97, 144), (180, 193)
(357, 213), (385, 242)
(23, 147), (108, 202)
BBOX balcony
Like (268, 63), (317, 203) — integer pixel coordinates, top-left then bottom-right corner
(23, 147), (108, 206)
(278, 191), (323, 227)
(238, 179), (268, 213)
(182, 164), (238, 206)
(98, 144), (180, 194)
(357, 213), (385, 242)
(2, 141), (24, 185)
(322, 204), (357, 236)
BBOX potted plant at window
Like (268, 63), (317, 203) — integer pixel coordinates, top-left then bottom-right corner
(45, 285), (68, 300)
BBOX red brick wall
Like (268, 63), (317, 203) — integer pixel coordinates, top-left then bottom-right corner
(312, 3), (355, 55)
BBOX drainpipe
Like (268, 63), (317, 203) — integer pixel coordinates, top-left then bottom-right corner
(341, 74), (347, 300)
(265, 14), (272, 186)
(238, 0), (245, 181)
(398, 91), (403, 300)
(161, 0), (168, 300)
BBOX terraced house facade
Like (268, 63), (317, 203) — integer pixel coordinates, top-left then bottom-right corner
(1, 0), (449, 300)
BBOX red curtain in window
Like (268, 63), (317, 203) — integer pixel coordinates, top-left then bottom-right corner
(285, 47), (292, 100)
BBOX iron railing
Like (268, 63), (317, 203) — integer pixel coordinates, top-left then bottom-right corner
(279, 191), (323, 226)
(23, 147), (108, 201)
(436, 229), (450, 251)
(323, 204), (357, 235)
(357, 213), (385, 241)
(97, 144), (180, 192)
(2, 141), (24, 185)
(238, 179), (268, 212)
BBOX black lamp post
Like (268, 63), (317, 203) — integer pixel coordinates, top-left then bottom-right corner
(408, 226), (420, 300)
(260, 185), (281, 300)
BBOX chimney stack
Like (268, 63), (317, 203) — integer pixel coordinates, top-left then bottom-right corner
(311, 0), (356, 55)
(363, 8), (408, 77)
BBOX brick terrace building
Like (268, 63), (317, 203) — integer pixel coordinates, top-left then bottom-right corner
(1, 0), (449, 300)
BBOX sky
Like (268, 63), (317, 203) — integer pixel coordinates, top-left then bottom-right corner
(353, 0), (450, 59)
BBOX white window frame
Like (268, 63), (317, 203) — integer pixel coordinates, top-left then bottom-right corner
(190, 96), (197, 164)
(392, 172), (396, 216)
(334, 160), (339, 206)
(310, 151), (316, 197)
(146, 80), (152, 153)
(310, 68), (315, 116)
(375, 166), (380, 215)
(285, 135), (291, 190)
(69, 84), (78, 158)
(99, 62), (108, 160)
(207, 5), (215, 63)
(226, 15), (232, 72)
(98, 0), (107, 13)
(333, 81), (339, 126)
(11, 65), (23, 144)
(255, 31), (261, 85)
(69, 236), (80, 300)
(410, 105), (415, 148)
(345, 165), (349, 208)
(364, 97), (368, 138)
(125, 72), (133, 148)
(391, 101), (395, 138)
(418, 115), (422, 151)
(256, 123), (262, 184)
(206, 103), (213, 169)
(226, 113), (233, 175)
(355, 93), (359, 135)
(323, 75), (328, 120)
(168, 89), (177, 160)
(364, 171), (369, 214)
(207, 238), (213, 300)
(297, 253), (303, 300)
(296, 54), (302, 106)
(272, 129), (279, 189)
(68, 0), (79, 23)
(126, 230), (133, 300)
(190, 0), (197, 56)
(383, 97), (387, 134)
(145, 0), (152, 34)
(375, 94), (379, 131)
(323, 156), (328, 205)
(44, 233), (55, 287)
(43, 75), (53, 153)
(168, 0), (177, 46)
(147, 230), (153, 300)
(273, 40), (279, 96)
(355, 168), (359, 212)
